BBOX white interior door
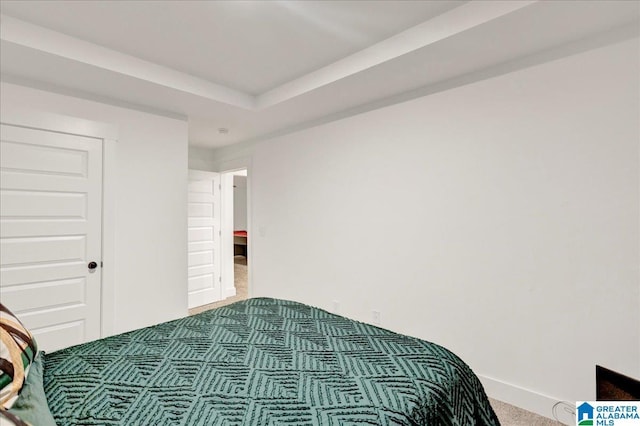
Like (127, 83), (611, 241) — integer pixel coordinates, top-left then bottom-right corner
(188, 170), (222, 308)
(0, 124), (103, 352)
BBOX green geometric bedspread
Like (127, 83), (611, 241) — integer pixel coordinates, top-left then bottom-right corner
(44, 298), (500, 425)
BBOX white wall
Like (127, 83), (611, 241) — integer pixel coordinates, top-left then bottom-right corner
(234, 175), (248, 230)
(0, 82), (189, 334)
(188, 146), (216, 171)
(214, 38), (640, 418)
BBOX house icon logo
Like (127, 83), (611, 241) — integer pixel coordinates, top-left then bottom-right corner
(577, 402), (594, 425)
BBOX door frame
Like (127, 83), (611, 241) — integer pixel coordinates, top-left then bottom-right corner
(0, 106), (119, 338)
(218, 157), (252, 299)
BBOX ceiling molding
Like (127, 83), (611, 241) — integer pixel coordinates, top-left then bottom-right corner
(2, 1), (636, 149)
(0, 14), (255, 109)
(0, 73), (189, 121)
(255, 0), (537, 108)
(210, 21), (639, 161)
(1, 1), (537, 112)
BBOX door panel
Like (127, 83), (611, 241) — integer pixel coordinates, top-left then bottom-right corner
(1, 140), (89, 176)
(1, 278), (86, 311)
(187, 170), (222, 308)
(188, 250), (213, 266)
(1, 190), (87, 218)
(0, 124), (102, 352)
(1, 235), (86, 265)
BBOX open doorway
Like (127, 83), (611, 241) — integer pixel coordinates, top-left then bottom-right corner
(188, 167), (249, 315)
(229, 169), (248, 303)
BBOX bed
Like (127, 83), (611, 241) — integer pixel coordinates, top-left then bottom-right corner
(3, 298), (500, 425)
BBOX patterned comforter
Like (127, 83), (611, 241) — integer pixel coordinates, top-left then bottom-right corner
(44, 298), (500, 425)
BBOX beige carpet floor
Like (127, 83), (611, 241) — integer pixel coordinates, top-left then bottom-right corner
(189, 262), (564, 425)
(490, 398), (564, 425)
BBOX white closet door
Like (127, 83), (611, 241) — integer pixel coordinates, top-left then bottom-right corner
(0, 124), (103, 351)
(188, 170), (222, 308)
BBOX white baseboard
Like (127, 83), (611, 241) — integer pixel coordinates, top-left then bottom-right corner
(479, 375), (575, 425)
